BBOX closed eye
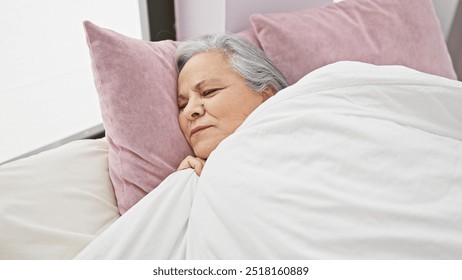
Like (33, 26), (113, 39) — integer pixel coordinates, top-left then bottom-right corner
(178, 87), (226, 110)
(178, 102), (187, 111)
(202, 87), (224, 97)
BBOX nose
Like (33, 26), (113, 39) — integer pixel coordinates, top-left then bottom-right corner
(183, 97), (205, 120)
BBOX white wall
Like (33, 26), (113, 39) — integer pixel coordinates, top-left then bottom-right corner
(0, 0), (146, 164)
(174, 0), (332, 40)
(432, 0), (460, 39)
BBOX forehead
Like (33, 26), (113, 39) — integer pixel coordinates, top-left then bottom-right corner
(178, 52), (235, 88)
(182, 51), (230, 71)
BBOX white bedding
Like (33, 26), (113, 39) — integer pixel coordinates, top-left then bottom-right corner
(0, 138), (119, 259)
(75, 61), (462, 259)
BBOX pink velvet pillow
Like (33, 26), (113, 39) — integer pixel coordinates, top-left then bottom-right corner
(83, 21), (192, 214)
(250, 0), (457, 84)
(235, 28), (262, 49)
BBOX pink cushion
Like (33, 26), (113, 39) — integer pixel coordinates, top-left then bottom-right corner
(235, 28), (262, 49)
(250, 0), (457, 84)
(83, 21), (192, 214)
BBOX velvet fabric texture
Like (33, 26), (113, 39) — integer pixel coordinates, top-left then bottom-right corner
(250, 0), (457, 84)
(83, 21), (192, 214)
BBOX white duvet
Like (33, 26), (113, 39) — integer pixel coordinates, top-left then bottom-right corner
(75, 61), (462, 259)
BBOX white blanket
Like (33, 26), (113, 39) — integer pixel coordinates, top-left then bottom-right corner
(75, 61), (462, 259)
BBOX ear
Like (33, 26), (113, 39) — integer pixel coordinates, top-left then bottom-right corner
(261, 87), (276, 102)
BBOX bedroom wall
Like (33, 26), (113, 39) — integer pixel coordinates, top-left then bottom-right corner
(174, 0), (332, 40)
(432, 0), (459, 39)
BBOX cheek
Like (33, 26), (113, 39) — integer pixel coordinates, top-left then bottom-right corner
(211, 96), (260, 127)
(178, 115), (189, 139)
(227, 95), (262, 119)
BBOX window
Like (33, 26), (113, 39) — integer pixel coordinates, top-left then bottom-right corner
(0, 0), (147, 164)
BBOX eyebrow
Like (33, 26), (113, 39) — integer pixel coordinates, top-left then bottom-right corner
(194, 79), (222, 91)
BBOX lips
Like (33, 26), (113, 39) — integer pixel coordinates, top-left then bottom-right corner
(190, 125), (212, 137)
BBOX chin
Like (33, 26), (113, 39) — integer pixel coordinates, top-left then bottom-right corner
(193, 145), (216, 160)
(194, 150), (211, 160)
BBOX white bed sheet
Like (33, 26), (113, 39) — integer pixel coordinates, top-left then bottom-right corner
(75, 61), (462, 259)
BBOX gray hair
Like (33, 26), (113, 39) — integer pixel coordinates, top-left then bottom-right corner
(174, 34), (288, 92)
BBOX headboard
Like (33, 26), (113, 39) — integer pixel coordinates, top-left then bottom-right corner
(173, 0), (332, 40)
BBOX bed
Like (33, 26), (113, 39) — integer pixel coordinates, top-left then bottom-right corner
(1, 0), (461, 259)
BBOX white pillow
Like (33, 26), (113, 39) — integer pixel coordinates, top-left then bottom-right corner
(0, 138), (119, 259)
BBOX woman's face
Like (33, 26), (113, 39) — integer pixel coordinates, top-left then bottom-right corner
(177, 51), (273, 159)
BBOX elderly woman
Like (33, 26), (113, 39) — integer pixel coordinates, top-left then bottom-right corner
(175, 34), (288, 175)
